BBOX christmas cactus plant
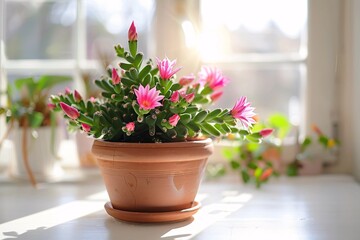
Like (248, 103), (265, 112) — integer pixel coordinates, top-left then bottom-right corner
(50, 22), (265, 143)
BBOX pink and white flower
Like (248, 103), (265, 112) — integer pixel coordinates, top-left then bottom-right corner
(134, 84), (164, 110)
(231, 97), (256, 128)
(198, 66), (229, 91)
(156, 57), (182, 80)
(169, 114), (180, 127)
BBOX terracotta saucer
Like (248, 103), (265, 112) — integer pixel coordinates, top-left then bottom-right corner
(104, 201), (201, 223)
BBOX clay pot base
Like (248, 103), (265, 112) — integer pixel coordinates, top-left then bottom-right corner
(104, 201), (201, 223)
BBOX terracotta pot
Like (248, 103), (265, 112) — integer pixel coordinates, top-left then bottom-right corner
(92, 138), (213, 212)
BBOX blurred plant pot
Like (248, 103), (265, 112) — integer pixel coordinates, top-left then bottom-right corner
(9, 126), (63, 182)
(298, 159), (323, 175)
(92, 138), (213, 217)
(297, 152), (323, 175)
(75, 132), (96, 167)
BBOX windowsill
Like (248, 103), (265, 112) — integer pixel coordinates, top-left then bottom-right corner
(0, 174), (359, 239)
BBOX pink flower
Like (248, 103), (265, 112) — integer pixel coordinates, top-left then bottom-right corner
(210, 91), (223, 102)
(184, 92), (195, 103)
(128, 21), (137, 41)
(89, 97), (96, 103)
(169, 114), (180, 127)
(198, 66), (229, 91)
(156, 57), (182, 80)
(112, 68), (121, 85)
(74, 90), (82, 102)
(231, 97), (256, 128)
(126, 122), (135, 132)
(60, 102), (80, 120)
(81, 123), (91, 132)
(65, 87), (71, 95)
(134, 85), (164, 110)
(260, 128), (274, 138)
(47, 103), (56, 110)
(179, 74), (195, 86)
(170, 91), (180, 103)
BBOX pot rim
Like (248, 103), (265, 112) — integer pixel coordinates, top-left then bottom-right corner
(93, 138), (212, 149)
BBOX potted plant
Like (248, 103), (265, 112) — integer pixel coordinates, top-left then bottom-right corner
(0, 75), (71, 186)
(50, 22), (267, 223)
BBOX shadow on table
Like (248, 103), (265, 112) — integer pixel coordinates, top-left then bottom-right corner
(1, 211), (194, 240)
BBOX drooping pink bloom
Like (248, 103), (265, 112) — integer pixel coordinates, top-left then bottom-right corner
(170, 91), (180, 103)
(210, 91), (223, 102)
(169, 114), (180, 127)
(134, 85), (164, 110)
(184, 92), (195, 103)
(89, 97), (96, 103)
(231, 97), (256, 128)
(74, 90), (82, 102)
(128, 21), (137, 41)
(156, 57), (182, 80)
(198, 66), (229, 91)
(112, 68), (121, 85)
(126, 122), (135, 132)
(60, 102), (80, 120)
(179, 74), (195, 86)
(81, 123), (91, 132)
(65, 87), (71, 95)
(260, 128), (274, 138)
(47, 103), (56, 110)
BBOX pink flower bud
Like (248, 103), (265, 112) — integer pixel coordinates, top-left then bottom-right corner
(65, 87), (71, 95)
(81, 123), (91, 132)
(260, 128), (274, 138)
(179, 74), (195, 86)
(74, 90), (82, 102)
(89, 97), (96, 103)
(112, 68), (121, 85)
(210, 91), (223, 102)
(184, 93), (195, 103)
(126, 122), (135, 132)
(47, 103), (56, 110)
(128, 21), (137, 41)
(170, 91), (180, 103)
(169, 114), (180, 127)
(60, 102), (80, 120)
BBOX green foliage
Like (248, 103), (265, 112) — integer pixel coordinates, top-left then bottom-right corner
(51, 36), (265, 143)
(6, 76), (72, 128)
(220, 141), (278, 188)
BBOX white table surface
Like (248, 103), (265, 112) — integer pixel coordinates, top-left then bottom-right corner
(1, 172), (360, 240)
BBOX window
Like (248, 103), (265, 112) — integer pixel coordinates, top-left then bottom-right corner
(0, 0), (155, 134)
(199, 0), (307, 125)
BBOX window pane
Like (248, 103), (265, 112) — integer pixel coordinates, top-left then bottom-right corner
(212, 64), (304, 122)
(86, 0), (155, 60)
(200, 0), (307, 60)
(5, 0), (75, 59)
